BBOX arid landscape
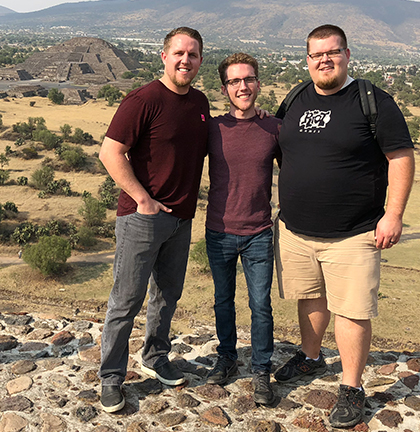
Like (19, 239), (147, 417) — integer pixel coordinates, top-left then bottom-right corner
(0, 83), (419, 354)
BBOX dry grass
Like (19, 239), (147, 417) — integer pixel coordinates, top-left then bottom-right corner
(0, 92), (419, 349)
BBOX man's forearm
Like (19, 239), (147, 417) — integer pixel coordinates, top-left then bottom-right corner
(99, 137), (151, 207)
(385, 148), (415, 218)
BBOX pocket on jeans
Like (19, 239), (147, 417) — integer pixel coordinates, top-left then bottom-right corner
(133, 210), (161, 219)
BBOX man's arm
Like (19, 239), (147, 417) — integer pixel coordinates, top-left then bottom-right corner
(375, 147), (415, 249)
(99, 137), (171, 215)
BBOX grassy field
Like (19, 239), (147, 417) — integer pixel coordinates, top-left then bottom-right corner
(0, 87), (419, 352)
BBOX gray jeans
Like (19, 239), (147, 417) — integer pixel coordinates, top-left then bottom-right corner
(100, 211), (192, 386)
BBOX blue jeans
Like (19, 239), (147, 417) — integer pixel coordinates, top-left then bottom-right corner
(100, 211), (192, 386)
(205, 227), (274, 373)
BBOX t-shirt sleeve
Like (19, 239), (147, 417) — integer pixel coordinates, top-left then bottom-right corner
(105, 89), (152, 148)
(375, 91), (414, 153)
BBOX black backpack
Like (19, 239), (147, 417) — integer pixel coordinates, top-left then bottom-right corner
(275, 79), (378, 139)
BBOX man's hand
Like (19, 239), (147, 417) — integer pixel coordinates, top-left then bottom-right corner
(375, 212), (402, 249)
(137, 197), (172, 215)
(255, 106), (271, 119)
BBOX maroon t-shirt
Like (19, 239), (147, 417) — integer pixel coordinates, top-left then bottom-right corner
(106, 80), (209, 220)
(206, 114), (281, 235)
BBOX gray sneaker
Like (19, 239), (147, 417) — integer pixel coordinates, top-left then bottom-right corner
(329, 385), (365, 428)
(274, 350), (327, 383)
(141, 361), (185, 386)
(252, 371), (275, 405)
(100, 385), (125, 413)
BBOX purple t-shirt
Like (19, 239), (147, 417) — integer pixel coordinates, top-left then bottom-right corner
(106, 80), (209, 220)
(206, 114), (281, 235)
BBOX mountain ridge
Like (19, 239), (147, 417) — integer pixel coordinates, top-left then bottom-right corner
(1, 0), (420, 53)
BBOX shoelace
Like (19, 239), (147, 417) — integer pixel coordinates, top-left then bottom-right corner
(254, 374), (270, 392)
(336, 389), (351, 408)
(213, 357), (233, 373)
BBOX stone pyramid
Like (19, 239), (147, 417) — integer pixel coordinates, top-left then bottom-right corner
(3, 37), (140, 85)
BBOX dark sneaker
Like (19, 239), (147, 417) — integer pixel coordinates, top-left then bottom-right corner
(207, 356), (238, 385)
(100, 385), (125, 413)
(274, 350), (327, 383)
(329, 384), (365, 428)
(141, 361), (185, 386)
(252, 371), (275, 405)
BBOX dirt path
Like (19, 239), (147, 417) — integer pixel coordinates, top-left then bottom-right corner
(0, 251), (115, 266)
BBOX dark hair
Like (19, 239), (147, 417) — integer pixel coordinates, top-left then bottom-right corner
(307, 24), (347, 53)
(163, 27), (203, 56)
(218, 52), (259, 84)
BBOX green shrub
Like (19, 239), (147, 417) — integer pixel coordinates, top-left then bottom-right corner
(97, 84), (122, 106)
(17, 176), (28, 186)
(14, 138), (25, 147)
(60, 145), (87, 170)
(32, 129), (61, 150)
(48, 88), (64, 105)
(0, 169), (10, 185)
(12, 222), (37, 245)
(21, 147), (38, 160)
(3, 201), (18, 213)
(46, 179), (72, 196)
(60, 124), (72, 140)
(79, 196), (107, 227)
(190, 239), (210, 273)
(23, 235), (71, 276)
(77, 226), (97, 247)
(31, 166), (54, 190)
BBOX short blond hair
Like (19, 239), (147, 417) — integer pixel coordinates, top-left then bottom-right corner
(163, 27), (203, 56)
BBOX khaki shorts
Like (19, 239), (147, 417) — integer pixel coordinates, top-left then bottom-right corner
(274, 218), (380, 320)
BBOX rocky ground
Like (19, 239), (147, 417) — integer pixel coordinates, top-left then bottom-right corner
(0, 311), (419, 432)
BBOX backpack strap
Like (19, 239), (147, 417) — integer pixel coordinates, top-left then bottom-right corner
(275, 80), (312, 119)
(357, 79), (377, 139)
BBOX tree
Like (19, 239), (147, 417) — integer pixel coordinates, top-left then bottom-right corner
(79, 196), (107, 227)
(23, 235), (71, 276)
(32, 129), (61, 150)
(31, 166), (54, 190)
(60, 145), (87, 170)
(48, 88), (65, 105)
(97, 85), (122, 106)
(60, 124), (72, 141)
(71, 127), (94, 145)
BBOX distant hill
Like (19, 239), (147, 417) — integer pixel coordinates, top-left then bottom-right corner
(1, 0), (420, 53)
(0, 5), (16, 16)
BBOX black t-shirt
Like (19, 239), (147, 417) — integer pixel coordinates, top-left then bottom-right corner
(278, 80), (413, 238)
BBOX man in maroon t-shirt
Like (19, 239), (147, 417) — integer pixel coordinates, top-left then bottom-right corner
(98, 27), (209, 413)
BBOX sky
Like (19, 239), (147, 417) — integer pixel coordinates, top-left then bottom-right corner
(0, 0), (99, 13)
(2, 0), (420, 13)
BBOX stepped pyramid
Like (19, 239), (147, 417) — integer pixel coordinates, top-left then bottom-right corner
(1, 37), (140, 84)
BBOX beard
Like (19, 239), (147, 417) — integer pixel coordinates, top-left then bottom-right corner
(228, 94), (258, 114)
(171, 73), (194, 89)
(315, 76), (341, 90)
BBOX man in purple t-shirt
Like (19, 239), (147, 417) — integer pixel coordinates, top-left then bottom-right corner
(205, 53), (281, 405)
(98, 27), (209, 413)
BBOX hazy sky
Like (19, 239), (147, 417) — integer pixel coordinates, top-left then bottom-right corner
(2, 0), (420, 13)
(0, 0), (99, 13)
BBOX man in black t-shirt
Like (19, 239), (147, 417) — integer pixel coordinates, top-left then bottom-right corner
(274, 25), (414, 428)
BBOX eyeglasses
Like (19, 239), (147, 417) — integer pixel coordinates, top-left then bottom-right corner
(307, 48), (346, 61)
(224, 76), (258, 88)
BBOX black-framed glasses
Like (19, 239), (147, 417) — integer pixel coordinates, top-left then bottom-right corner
(224, 76), (258, 88)
(308, 48), (346, 61)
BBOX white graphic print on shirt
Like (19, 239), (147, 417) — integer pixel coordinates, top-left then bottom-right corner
(299, 110), (331, 133)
